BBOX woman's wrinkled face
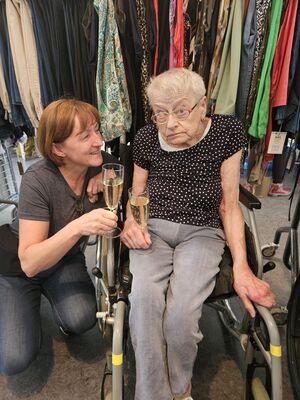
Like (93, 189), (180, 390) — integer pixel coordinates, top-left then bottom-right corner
(152, 96), (207, 148)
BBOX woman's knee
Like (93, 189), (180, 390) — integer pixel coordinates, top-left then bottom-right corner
(0, 344), (39, 375)
(163, 305), (202, 347)
(59, 306), (97, 335)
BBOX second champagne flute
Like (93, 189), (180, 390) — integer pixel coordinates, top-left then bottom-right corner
(102, 163), (124, 211)
(128, 187), (150, 231)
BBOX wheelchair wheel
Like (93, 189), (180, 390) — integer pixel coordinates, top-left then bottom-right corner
(286, 276), (300, 399)
(251, 378), (270, 400)
(101, 362), (113, 400)
(244, 317), (272, 400)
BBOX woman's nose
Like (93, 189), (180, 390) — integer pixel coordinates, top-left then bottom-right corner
(94, 132), (103, 146)
(166, 113), (178, 129)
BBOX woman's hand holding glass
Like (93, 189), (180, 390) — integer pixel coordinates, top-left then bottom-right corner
(74, 208), (118, 237)
(128, 187), (149, 231)
(121, 187), (151, 249)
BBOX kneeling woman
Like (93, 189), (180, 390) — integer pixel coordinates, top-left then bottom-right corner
(0, 99), (118, 375)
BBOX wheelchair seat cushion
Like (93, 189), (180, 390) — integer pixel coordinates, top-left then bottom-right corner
(0, 224), (23, 276)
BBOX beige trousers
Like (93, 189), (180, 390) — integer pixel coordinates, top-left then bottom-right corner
(6, 0), (43, 128)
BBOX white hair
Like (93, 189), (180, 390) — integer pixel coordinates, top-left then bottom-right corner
(146, 68), (206, 107)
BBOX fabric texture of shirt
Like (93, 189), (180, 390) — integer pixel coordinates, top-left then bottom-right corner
(133, 115), (247, 229)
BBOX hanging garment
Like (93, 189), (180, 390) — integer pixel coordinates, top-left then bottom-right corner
(248, 0), (283, 139)
(27, 0), (59, 106)
(82, 0), (99, 106)
(114, 0), (146, 141)
(193, 0), (218, 88)
(206, 0), (231, 103)
(136, 0), (151, 122)
(265, 0), (298, 153)
(169, 0), (176, 68)
(0, 55), (11, 117)
(6, 0), (43, 128)
(184, 0), (198, 70)
(0, 0), (29, 127)
(173, 0), (184, 67)
(61, 0), (96, 104)
(94, 0), (132, 141)
(275, 3), (300, 135)
(236, 0), (256, 123)
(244, 0), (271, 130)
(211, 0), (244, 115)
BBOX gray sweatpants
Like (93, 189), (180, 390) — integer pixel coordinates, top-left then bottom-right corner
(129, 219), (226, 400)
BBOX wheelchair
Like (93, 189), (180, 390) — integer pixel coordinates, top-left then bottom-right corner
(261, 190), (300, 399)
(92, 185), (283, 400)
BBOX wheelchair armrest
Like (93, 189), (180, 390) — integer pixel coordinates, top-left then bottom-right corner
(239, 184), (261, 210)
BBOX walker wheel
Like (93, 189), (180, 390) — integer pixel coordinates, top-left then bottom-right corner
(261, 244), (276, 258)
(251, 377), (270, 400)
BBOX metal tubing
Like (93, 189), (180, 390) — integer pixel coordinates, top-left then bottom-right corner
(256, 305), (282, 400)
(107, 236), (115, 287)
(290, 228), (299, 285)
(247, 210), (264, 278)
(112, 301), (126, 400)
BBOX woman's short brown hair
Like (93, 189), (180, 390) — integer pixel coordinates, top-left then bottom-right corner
(37, 99), (100, 166)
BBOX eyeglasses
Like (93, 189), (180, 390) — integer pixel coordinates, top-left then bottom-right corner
(152, 102), (199, 124)
(75, 197), (84, 216)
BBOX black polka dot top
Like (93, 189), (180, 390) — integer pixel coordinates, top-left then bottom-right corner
(133, 114), (247, 229)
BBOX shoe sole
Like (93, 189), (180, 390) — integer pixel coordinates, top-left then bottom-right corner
(268, 193), (291, 197)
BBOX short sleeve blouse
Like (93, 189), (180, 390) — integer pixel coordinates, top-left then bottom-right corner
(133, 114), (247, 229)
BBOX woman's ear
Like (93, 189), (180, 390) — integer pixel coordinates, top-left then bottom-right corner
(52, 143), (65, 158)
(199, 96), (207, 119)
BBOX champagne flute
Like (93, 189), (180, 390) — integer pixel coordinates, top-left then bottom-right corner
(102, 163), (124, 211)
(102, 163), (124, 284)
(128, 187), (150, 231)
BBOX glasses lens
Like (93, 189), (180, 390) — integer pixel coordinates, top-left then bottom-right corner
(174, 109), (190, 120)
(153, 112), (168, 124)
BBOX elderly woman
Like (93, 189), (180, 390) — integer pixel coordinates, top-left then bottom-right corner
(0, 99), (118, 375)
(121, 68), (275, 400)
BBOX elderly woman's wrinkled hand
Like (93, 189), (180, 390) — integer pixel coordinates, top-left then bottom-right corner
(233, 265), (276, 318)
(121, 218), (151, 249)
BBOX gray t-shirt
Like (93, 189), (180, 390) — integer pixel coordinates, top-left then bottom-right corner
(10, 151), (116, 258)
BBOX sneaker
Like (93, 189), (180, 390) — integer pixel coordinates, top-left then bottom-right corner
(243, 181), (256, 194)
(268, 183), (291, 197)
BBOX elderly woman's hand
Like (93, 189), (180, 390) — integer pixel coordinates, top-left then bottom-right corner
(121, 218), (151, 249)
(233, 264), (276, 318)
(87, 172), (104, 203)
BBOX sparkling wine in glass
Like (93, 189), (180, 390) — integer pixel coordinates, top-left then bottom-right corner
(102, 163), (124, 211)
(128, 187), (150, 231)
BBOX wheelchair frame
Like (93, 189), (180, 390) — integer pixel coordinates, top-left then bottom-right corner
(92, 185), (283, 400)
(262, 190), (300, 399)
